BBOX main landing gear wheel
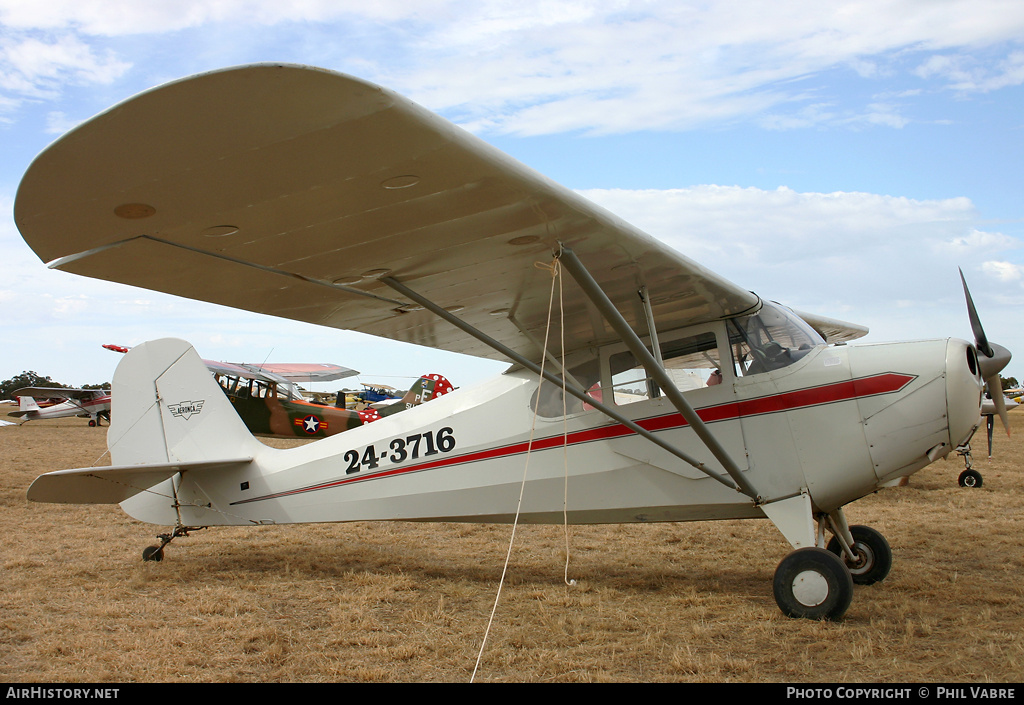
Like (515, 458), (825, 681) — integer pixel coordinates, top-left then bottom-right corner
(959, 469), (983, 488)
(826, 524), (892, 585)
(142, 545), (164, 562)
(773, 547), (854, 621)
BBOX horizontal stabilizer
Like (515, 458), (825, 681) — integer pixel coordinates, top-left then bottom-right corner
(27, 457), (252, 504)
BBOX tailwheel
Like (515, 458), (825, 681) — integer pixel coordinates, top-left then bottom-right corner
(773, 547), (854, 621)
(958, 468), (983, 488)
(827, 524), (892, 585)
(141, 525), (205, 562)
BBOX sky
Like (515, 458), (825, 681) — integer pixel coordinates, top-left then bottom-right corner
(2, 0), (1023, 393)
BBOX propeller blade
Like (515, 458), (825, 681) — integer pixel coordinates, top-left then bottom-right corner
(960, 269), (1012, 438)
(987, 380), (1011, 438)
(960, 268), (993, 358)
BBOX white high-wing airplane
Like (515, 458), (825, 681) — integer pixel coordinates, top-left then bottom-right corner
(13, 64), (1011, 620)
(8, 387), (112, 426)
(954, 393), (1019, 488)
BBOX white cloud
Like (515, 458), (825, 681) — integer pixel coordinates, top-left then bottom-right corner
(2, 1), (1024, 133)
(577, 185), (1022, 351)
(915, 50), (1024, 93)
(0, 34), (130, 113)
(982, 260), (1024, 282)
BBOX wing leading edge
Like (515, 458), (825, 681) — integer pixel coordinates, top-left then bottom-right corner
(15, 63), (863, 361)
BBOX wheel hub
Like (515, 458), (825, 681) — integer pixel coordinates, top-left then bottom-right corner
(791, 570), (830, 607)
(846, 543), (874, 576)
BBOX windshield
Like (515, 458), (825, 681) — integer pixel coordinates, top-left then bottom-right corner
(728, 302), (824, 376)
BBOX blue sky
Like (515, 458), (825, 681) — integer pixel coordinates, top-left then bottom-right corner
(2, 1), (1023, 391)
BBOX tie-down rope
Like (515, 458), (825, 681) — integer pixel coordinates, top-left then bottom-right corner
(471, 254), (576, 682)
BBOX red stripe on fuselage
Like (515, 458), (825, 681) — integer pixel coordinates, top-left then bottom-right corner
(230, 372), (915, 505)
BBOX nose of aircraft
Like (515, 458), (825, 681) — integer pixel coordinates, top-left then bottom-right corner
(946, 338), (986, 449)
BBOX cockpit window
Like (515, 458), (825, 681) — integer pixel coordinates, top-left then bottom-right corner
(728, 302), (824, 377)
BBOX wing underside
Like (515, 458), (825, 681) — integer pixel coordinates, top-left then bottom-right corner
(14, 63), (780, 363)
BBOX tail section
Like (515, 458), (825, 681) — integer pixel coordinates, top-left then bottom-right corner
(401, 374), (455, 406)
(107, 338), (263, 466)
(360, 374), (454, 422)
(28, 338), (257, 510)
(15, 396), (42, 416)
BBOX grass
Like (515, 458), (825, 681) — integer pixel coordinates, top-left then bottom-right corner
(1, 412), (1022, 682)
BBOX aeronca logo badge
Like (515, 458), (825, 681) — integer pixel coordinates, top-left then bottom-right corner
(168, 400), (205, 420)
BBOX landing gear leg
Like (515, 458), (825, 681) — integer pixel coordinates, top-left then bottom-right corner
(768, 503), (895, 619)
(955, 443), (984, 488)
(142, 525), (205, 562)
(764, 494), (855, 620)
(825, 517), (892, 585)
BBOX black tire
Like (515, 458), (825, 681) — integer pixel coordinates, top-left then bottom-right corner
(142, 546), (164, 562)
(959, 469), (983, 488)
(773, 547), (854, 621)
(826, 524), (892, 585)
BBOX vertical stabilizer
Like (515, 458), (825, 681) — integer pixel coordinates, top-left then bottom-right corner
(18, 396), (41, 413)
(373, 374), (455, 420)
(107, 338), (262, 466)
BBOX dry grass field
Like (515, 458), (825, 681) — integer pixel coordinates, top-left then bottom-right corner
(2, 409), (1023, 683)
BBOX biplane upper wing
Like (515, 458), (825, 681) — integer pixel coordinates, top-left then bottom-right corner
(203, 359), (283, 383)
(15, 63), (865, 362)
(241, 363), (360, 384)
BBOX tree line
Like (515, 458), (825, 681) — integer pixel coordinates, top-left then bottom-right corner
(0, 371), (110, 401)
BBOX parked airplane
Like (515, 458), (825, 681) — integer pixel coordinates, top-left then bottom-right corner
(954, 393), (1020, 488)
(14, 64), (1011, 620)
(104, 344), (451, 439)
(209, 361), (454, 439)
(8, 387), (111, 426)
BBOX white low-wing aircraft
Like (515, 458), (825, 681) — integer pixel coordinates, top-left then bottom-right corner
(14, 64), (1011, 620)
(8, 387), (112, 426)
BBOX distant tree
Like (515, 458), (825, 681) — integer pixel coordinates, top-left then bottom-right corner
(82, 382), (111, 391)
(1001, 375), (1019, 391)
(0, 371), (66, 400)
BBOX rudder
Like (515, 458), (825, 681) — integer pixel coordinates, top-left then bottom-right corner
(107, 338), (262, 466)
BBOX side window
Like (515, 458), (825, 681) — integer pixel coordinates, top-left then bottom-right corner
(531, 353), (603, 419)
(609, 330), (723, 406)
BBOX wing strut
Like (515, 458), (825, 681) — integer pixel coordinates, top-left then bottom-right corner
(380, 275), (747, 496)
(639, 286), (664, 399)
(557, 247), (760, 501)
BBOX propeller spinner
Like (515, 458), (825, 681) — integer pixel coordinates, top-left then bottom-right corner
(960, 268), (1012, 435)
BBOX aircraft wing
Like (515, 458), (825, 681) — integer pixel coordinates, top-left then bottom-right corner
(240, 363), (360, 384)
(18, 63), (797, 364)
(12, 387), (104, 401)
(792, 309), (869, 344)
(203, 359), (279, 382)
